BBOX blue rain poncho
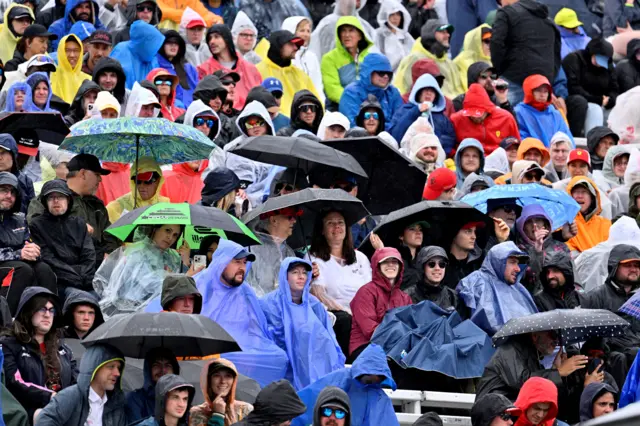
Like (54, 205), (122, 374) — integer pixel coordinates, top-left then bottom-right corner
(259, 257), (345, 391)
(25, 72), (56, 113)
(456, 241), (538, 335)
(3, 82), (35, 112)
(292, 344), (399, 426)
(195, 239), (288, 388)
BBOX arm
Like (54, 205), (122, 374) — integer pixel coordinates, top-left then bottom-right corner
(77, 223), (97, 289)
(33, 394), (68, 426)
(389, 104), (420, 143)
(189, 0), (223, 26)
(30, 222), (83, 286)
(2, 343), (54, 410)
(606, 69), (620, 109)
(338, 87), (361, 128)
(386, 89), (405, 131)
(310, 284), (345, 312)
(489, 9), (509, 76)
(350, 289), (382, 341)
(321, 55), (345, 104)
(623, 0), (640, 24)
(434, 114), (457, 156)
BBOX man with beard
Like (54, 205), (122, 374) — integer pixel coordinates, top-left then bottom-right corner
(48, 0), (106, 51)
(534, 251), (581, 312)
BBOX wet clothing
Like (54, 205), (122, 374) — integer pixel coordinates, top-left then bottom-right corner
(92, 57), (130, 109)
(146, 68), (186, 122)
(454, 138), (486, 190)
(192, 76), (238, 146)
(405, 246), (458, 310)
(156, 30), (199, 110)
(62, 288), (104, 339)
(311, 386), (351, 426)
(534, 251), (581, 312)
(236, 0), (309, 40)
(587, 126), (618, 172)
(160, 161), (209, 204)
(579, 382), (618, 423)
(245, 231), (296, 297)
(112, 0), (162, 44)
(48, 0), (106, 51)
(0, 5), (35, 64)
(374, 0), (414, 72)
(565, 176), (612, 253)
(276, 90), (324, 138)
(454, 24), (492, 90)
(50, 34), (92, 104)
(513, 377), (559, 426)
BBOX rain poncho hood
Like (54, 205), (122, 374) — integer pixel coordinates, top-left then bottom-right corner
(514, 377), (558, 426)
(566, 176), (611, 253)
(511, 160), (543, 185)
(312, 387), (351, 426)
(195, 239), (288, 387)
(454, 138), (485, 188)
(238, 380), (306, 426)
(65, 79), (100, 124)
(456, 241), (538, 335)
(160, 275), (201, 313)
(517, 137), (551, 166)
(594, 145), (630, 191)
(316, 111), (350, 139)
(77, 344), (124, 394)
(284, 89), (324, 135)
(235, 100), (275, 137)
(153, 374), (194, 424)
(409, 73), (446, 111)
(50, 34), (91, 104)
(92, 57), (127, 104)
(3, 81), (34, 112)
(579, 382), (617, 422)
(0, 4), (34, 64)
(408, 133), (445, 168)
(587, 126), (619, 171)
(292, 344), (399, 426)
(25, 72), (54, 112)
(454, 24), (492, 90)
(123, 82), (160, 117)
(460, 173), (495, 197)
(259, 257), (345, 391)
(543, 132), (573, 182)
(231, 11), (258, 52)
(62, 288), (104, 337)
(146, 68), (185, 122)
(48, 0), (104, 50)
(515, 204), (552, 247)
(184, 99), (221, 140)
(374, 0), (413, 71)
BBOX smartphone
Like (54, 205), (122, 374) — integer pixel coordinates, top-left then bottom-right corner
(87, 103), (94, 112)
(587, 358), (603, 375)
(193, 255), (207, 270)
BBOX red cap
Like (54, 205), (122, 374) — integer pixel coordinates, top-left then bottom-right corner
(568, 148), (591, 166)
(135, 171), (155, 182)
(461, 221), (486, 230)
(422, 168), (457, 200)
(186, 17), (206, 29)
(259, 207), (303, 220)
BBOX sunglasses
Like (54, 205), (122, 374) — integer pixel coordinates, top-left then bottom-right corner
(245, 119), (265, 129)
(298, 104), (317, 113)
(482, 39), (491, 45)
(137, 4), (154, 12)
(495, 84), (508, 91)
(499, 413), (519, 422)
(363, 112), (379, 120)
(277, 183), (295, 193)
(154, 80), (173, 87)
(479, 73), (498, 80)
(195, 117), (216, 128)
(272, 91), (283, 99)
(500, 206), (516, 214)
(427, 261), (447, 269)
(321, 407), (346, 420)
(374, 71), (393, 79)
(133, 175), (160, 185)
(221, 80), (235, 87)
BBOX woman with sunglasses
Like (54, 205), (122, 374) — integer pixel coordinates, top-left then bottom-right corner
(1, 287), (77, 424)
(406, 246), (458, 310)
(146, 68), (185, 122)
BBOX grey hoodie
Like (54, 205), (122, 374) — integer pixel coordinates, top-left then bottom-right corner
(152, 374), (195, 426)
(543, 131), (573, 183)
(313, 386), (351, 426)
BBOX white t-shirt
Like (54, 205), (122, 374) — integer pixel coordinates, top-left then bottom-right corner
(310, 251), (372, 312)
(85, 387), (108, 426)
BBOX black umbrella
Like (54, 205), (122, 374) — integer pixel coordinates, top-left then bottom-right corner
(82, 313), (241, 358)
(492, 309), (630, 347)
(0, 112), (70, 145)
(358, 200), (492, 257)
(321, 136), (427, 215)
(227, 135), (368, 178)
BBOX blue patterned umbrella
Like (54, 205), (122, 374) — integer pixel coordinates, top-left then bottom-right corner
(60, 117), (217, 165)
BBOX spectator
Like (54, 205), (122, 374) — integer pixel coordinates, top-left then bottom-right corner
(94, 90), (121, 119)
(92, 57), (129, 111)
(564, 39), (618, 137)
(161, 275), (202, 314)
(551, 148), (592, 191)
(126, 348), (180, 423)
(490, 0), (561, 105)
(180, 8), (208, 67)
(236, 0), (309, 41)
(3, 81), (33, 112)
(454, 24), (492, 90)
(62, 288), (103, 339)
(276, 90), (324, 137)
(311, 386), (351, 426)
(566, 176), (612, 254)
(35, 344), (126, 426)
(374, 0), (414, 72)
(616, 38), (640, 94)
(544, 132), (573, 183)
(554, 8), (591, 60)
(534, 251), (580, 312)
(587, 126), (619, 171)
(157, 30), (199, 110)
(1, 287), (76, 423)
(199, 168), (240, 214)
(603, 0), (640, 38)
(511, 160), (546, 185)
(450, 83), (519, 155)
(578, 383), (618, 423)
(594, 146), (630, 194)
(460, 173), (495, 197)
(63, 80), (99, 126)
(50, 34), (91, 104)
(192, 76), (236, 146)
(147, 69), (185, 122)
(137, 374), (194, 426)
(446, 0), (496, 57)
(442, 220), (484, 289)
(353, 94), (395, 141)
(402, 58), (456, 117)
(0, 134), (34, 214)
(406, 245), (458, 310)
(26, 71), (56, 112)
(230, 11), (261, 65)
(5, 24), (56, 72)
(515, 74), (574, 147)
(454, 138), (485, 190)
(471, 393), (522, 426)
(317, 111), (349, 140)
(0, 5), (34, 64)
(452, 62), (514, 116)
(513, 377), (559, 426)
(234, 380), (305, 425)
(457, 241), (538, 335)
(81, 30), (112, 75)
(409, 133), (446, 175)
(495, 138), (551, 185)
(214, 70), (241, 124)
(487, 199), (521, 230)
(156, 0), (222, 29)
(48, 0), (105, 51)
(112, 0), (162, 44)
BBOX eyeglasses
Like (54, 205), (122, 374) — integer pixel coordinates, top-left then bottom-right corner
(245, 119), (266, 129)
(298, 104), (317, 113)
(155, 80), (173, 87)
(427, 261), (447, 269)
(195, 117), (216, 128)
(363, 112), (379, 120)
(321, 407), (346, 420)
(238, 33), (256, 39)
(0, 187), (15, 196)
(37, 307), (56, 316)
(136, 4), (154, 12)
(47, 194), (67, 201)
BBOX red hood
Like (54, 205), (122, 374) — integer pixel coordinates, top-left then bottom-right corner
(411, 58), (441, 85)
(523, 74), (552, 111)
(463, 84), (497, 115)
(371, 247), (404, 292)
(514, 377), (559, 426)
(146, 68), (178, 107)
(172, 160), (209, 177)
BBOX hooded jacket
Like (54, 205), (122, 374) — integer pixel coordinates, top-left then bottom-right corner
(515, 74), (574, 147)
(535, 250), (580, 312)
(353, 93), (387, 136)
(406, 132), (446, 173)
(112, 0), (162, 44)
(494, 137), (551, 185)
(452, 61), (515, 116)
(450, 84), (520, 155)
(179, 7), (210, 67)
(543, 132), (573, 183)
(312, 386), (351, 426)
(513, 377), (559, 426)
(63, 79), (100, 126)
(62, 288), (104, 338)
(0, 5), (35, 64)
(199, 167), (239, 208)
(459, 173), (494, 198)
(192, 76), (236, 146)
(30, 179), (96, 290)
(160, 275), (202, 313)
(48, 0), (105, 51)
(593, 145), (630, 194)
(106, 156), (170, 223)
(50, 34), (91, 104)
(405, 245), (458, 309)
(235, 0), (308, 40)
(156, 0), (221, 27)
(587, 126), (619, 171)
(137, 374), (195, 426)
(36, 344), (126, 426)
(579, 382), (617, 422)
(374, 0), (414, 72)
(349, 248), (412, 355)
(454, 24), (492, 90)
(454, 138), (485, 189)
(115, 80), (158, 117)
(558, 23), (590, 60)
(566, 176), (612, 253)
(456, 241), (538, 335)
(156, 30), (199, 110)
(401, 58), (456, 117)
(230, 10), (260, 64)
(616, 38), (640, 94)
(110, 20), (165, 90)
(36, 0), (66, 30)
(280, 16), (324, 99)
(0, 134), (34, 214)
(235, 380), (306, 426)
(25, 71), (56, 112)
(0, 172), (30, 262)
(3, 81), (34, 112)
(160, 158), (209, 205)
(92, 57), (129, 107)
(389, 73), (456, 155)
(197, 24), (262, 110)
(320, 15), (374, 106)
(146, 68), (185, 122)
(276, 89), (324, 137)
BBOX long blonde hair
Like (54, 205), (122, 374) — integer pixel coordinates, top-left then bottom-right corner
(215, 191), (236, 214)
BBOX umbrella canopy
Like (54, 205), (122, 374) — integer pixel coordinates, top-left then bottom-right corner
(227, 135), (368, 178)
(492, 309), (630, 347)
(358, 200), (491, 256)
(461, 183), (580, 230)
(321, 136), (427, 215)
(60, 117), (217, 164)
(106, 203), (261, 248)
(582, 401), (640, 426)
(619, 292), (640, 320)
(82, 312), (241, 358)
(0, 112), (70, 145)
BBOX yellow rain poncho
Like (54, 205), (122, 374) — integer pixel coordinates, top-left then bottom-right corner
(0, 4), (34, 64)
(106, 157), (170, 223)
(50, 34), (91, 104)
(453, 24), (492, 90)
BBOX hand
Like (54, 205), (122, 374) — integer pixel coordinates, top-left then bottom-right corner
(493, 218), (510, 243)
(211, 14), (224, 25)
(20, 243), (40, 261)
(236, 188), (248, 200)
(419, 102), (431, 113)
(312, 262), (319, 279)
(617, 22), (632, 33)
(561, 222), (578, 240)
(552, 96), (567, 115)
(370, 233), (384, 250)
(50, 392), (57, 400)
(212, 395), (226, 414)
(533, 224), (549, 252)
(555, 353), (588, 377)
(186, 263), (205, 277)
(86, 224), (94, 235)
(603, 95), (610, 107)
(584, 362), (605, 386)
(178, 241), (191, 267)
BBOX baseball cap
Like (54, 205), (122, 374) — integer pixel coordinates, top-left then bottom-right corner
(269, 30), (304, 48)
(461, 221), (486, 230)
(422, 167), (457, 200)
(95, 91), (121, 115)
(568, 148), (591, 166)
(500, 136), (520, 150)
(26, 54), (56, 72)
(213, 70), (240, 84)
(481, 27), (492, 40)
(23, 24), (57, 40)
(520, 162), (545, 178)
(233, 249), (256, 262)
(287, 261), (312, 272)
(378, 253), (402, 264)
(262, 77), (283, 95)
(8, 6), (33, 21)
(186, 17), (206, 29)
(471, 393), (522, 426)
(554, 7), (583, 29)
(88, 30), (112, 46)
(594, 54), (610, 69)
(67, 153), (111, 175)
(436, 23), (454, 34)
(14, 128), (39, 157)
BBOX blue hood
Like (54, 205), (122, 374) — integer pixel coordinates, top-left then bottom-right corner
(130, 20), (165, 63)
(64, 0), (101, 32)
(454, 138), (485, 187)
(408, 74), (446, 112)
(358, 53), (393, 93)
(0, 134), (19, 175)
(515, 204), (551, 246)
(350, 344), (396, 390)
(481, 241), (528, 285)
(4, 82), (35, 113)
(25, 72), (54, 112)
(77, 344), (125, 393)
(69, 20), (95, 41)
(277, 257), (313, 303)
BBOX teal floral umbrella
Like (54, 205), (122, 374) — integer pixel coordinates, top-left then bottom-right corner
(60, 117), (217, 165)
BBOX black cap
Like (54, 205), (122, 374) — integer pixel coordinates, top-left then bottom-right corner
(8, 6), (33, 22)
(87, 30), (112, 46)
(233, 249), (256, 262)
(213, 70), (240, 84)
(23, 24), (57, 40)
(67, 154), (111, 175)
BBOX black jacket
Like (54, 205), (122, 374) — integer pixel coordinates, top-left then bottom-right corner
(586, 126), (619, 171)
(354, 94), (386, 135)
(36, 0), (65, 31)
(0, 174), (28, 262)
(490, 0), (561, 85)
(234, 380), (306, 425)
(29, 180), (96, 291)
(92, 57), (128, 106)
(616, 38), (640, 94)
(563, 38), (619, 109)
(4, 49), (26, 73)
(62, 288), (104, 339)
(63, 80), (100, 127)
(404, 246), (458, 310)
(442, 245), (484, 290)
(112, 0), (162, 44)
(603, 0), (640, 38)
(192, 75), (238, 147)
(406, 1), (439, 40)
(276, 90), (324, 137)
(534, 251), (582, 312)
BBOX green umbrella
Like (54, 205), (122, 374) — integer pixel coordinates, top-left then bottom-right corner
(106, 203), (260, 248)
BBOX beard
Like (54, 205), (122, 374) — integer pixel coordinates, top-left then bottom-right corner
(222, 270), (245, 287)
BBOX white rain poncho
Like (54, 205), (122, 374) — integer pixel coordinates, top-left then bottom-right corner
(245, 227), (296, 297)
(484, 147), (511, 176)
(123, 82), (160, 117)
(608, 85), (640, 144)
(180, 7), (211, 67)
(609, 146), (640, 218)
(374, 0), (414, 71)
(593, 145), (631, 195)
(399, 116), (434, 156)
(231, 11), (261, 65)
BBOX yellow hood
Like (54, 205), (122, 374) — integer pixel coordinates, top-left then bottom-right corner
(50, 34), (91, 104)
(0, 4), (35, 64)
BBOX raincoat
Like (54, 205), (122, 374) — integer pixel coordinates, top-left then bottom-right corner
(160, 161), (208, 204)
(145, 68), (185, 122)
(401, 58), (456, 116)
(582, 383), (618, 420)
(196, 25), (262, 110)
(312, 387), (352, 426)
(339, 53), (403, 130)
(565, 176), (612, 253)
(534, 250), (580, 312)
(292, 344), (399, 426)
(123, 82), (160, 117)
(453, 24), (492, 90)
(608, 148), (640, 218)
(236, 0), (309, 40)
(513, 377), (559, 426)
(514, 74), (574, 148)
(456, 241), (538, 335)
(543, 131), (573, 183)
(454, 138), (485, 190)
(110, 20), (165, 90)
(235, 380), (306, 426)
(405, 246), (458, 309)
(156, 30), (199, 109)
(194, 239), (289, 387)
(180, 8), (210, 67)
(558, 25), (590, 60)
(62, 288), (104, 339)
(406, 132), (446, 173)
(25, 72), (56, 112)
(137, 374), (194, 426)
(374, 0), (414, 72)
(3, 81), (34, 112)
(450, 84), (520, 155)
(0, 4), (34, 64)
(494, 137), (551, 185)
(50, 34), (91, 104)
(260, 258), (345, 390)
(48, 0), (105, 51)
(92, 56), (130, 109)
(276, 90), (324, 137)
(230, 11), (260, 65)
(607, 86), (640, 145)
(106, 157), (170, 224)
(389, 73), (456, 155)
(156, 0), (222, 27)
(245, 230), (296, 297)
(593, 145), (630, 194)
(95, 163), (131, 206)
(189, 359), (253, 426)
(0, 134), (34, 214)
(458, 173), (495, 198)
(349, 248), (412, 355)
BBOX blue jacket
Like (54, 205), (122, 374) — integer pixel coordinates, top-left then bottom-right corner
(25, 72), (56, 112)
(339, 53), (404, 131)
(454, 138), (485, 189)
(292, 344), (399, 426)
(110, 21), (165, 90)
(559, 26), (591, 60)
(389, 73), (456, 154)
(156, 54), (199, 110)
(514, 103), (574, 148)
(0, 134), (34, 214)
(48, 0), (105, 51)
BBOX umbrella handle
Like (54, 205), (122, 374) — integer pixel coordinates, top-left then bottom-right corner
(134, 135), (139, 209)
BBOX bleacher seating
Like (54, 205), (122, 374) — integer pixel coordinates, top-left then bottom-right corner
(385, 389), (475, 426)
